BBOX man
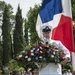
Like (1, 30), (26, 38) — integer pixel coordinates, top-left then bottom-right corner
(39, 25), (70, 75)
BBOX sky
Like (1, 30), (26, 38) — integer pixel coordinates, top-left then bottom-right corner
(0, 0), (42, 18)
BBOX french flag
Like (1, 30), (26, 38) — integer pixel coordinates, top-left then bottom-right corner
(36, 0), (74, 53)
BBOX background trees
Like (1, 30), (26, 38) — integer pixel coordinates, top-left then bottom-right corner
(2, 4), (12, 66)
(72, 0), (75, 50)
(24, 5), (40, 45)
(13, 5), (24, 57)
(72, 0), (75, 22)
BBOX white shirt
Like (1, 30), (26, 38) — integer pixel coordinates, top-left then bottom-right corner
(63, 72), (72, 75)
(39, 63), (62, 75)
(67, 73), (72, 75)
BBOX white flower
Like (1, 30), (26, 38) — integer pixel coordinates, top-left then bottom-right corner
(37, 48), (39, 51)
(46, 45), (49, 47)
(32, 48), (35, 50)
(51, 55), (54, 58)
(53, 52), (55, 55)
(40, 51), (43, 53)
(39, 56), (42, 59)
(31, 53), (34, 56)
(31, 50), (34, 52)
(19, 55), (22, 58)
(28, 58), (31, 61)
(25, 56), (28, 58)
(40, 46), (42, 49)
(55, 50), (58, 51)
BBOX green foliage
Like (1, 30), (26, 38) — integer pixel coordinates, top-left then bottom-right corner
(25, 5), (40, 45)
(2, 4), (12, 66)
(0, 0), (15, 71)
(72, 0), (75, 22)
(62, 62), (73, 73)
(13, 5), (25, 57)
(0, 1), (5, 11)
(0, 41), (2, 70)
(24, 62), (38, 70)
(0, 1), (13, 12)
(73, 22), (75, 46)
(24, 19), (29, 46)
(0, 1), (14, 26)
(7, 60), (24, 72)
(0, 59), (24, 74)
(0, 1), (5, 26)
(17, 61), (38, 71)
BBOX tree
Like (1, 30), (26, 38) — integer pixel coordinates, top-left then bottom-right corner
(2, 4), (12, 66)
(71, 0), (75, 49)
(72, 0), (75, 22)
(0, 41), (2, 70)
(73, 22), (75, 49)
(25, 5), (40, 45)
(0, 1), (5, 26)
(24, 19), (29, 46)
(0, 1), (14, 26)
(13, 5), (24, 57)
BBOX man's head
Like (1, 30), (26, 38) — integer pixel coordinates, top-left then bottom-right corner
(41, 25), (51, 39)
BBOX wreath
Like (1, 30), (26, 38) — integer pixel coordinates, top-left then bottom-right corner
(15, 41), (66, 64)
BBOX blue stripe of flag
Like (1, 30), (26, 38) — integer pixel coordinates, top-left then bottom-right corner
(39, 0), (62, 23)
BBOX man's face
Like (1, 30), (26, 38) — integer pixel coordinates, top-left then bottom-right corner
(43, 31), (51, 39)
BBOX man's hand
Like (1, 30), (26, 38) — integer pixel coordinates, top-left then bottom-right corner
(60, 58), (70, 64)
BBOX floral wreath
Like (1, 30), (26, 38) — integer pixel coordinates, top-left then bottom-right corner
(15, 41), (66, 64)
